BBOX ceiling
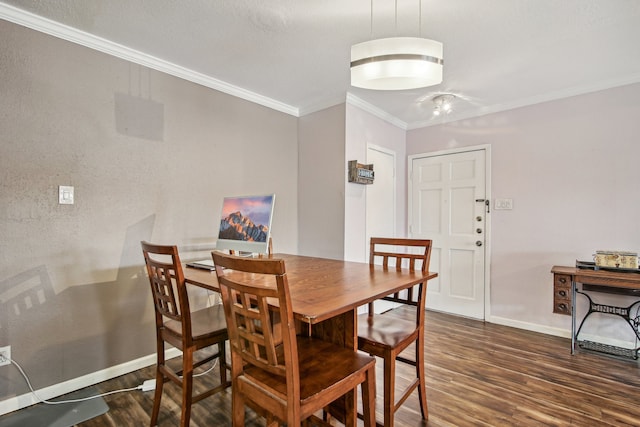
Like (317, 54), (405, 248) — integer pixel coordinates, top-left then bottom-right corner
(2, 0), (640, 129)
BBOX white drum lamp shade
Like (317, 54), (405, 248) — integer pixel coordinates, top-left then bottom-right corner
(351, 37), (443, 90)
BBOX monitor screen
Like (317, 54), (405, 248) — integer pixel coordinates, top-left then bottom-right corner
(216, 194), (275, 254)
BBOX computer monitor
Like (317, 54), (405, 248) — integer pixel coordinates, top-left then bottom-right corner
(216, 194), (275, 255)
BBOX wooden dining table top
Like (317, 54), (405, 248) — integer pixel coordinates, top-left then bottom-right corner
(185, 253), (438, 324)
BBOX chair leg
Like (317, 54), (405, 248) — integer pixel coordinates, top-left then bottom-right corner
(150, 341), (165, 427)
(362, 365), (376, 427)
(150, 368), (164, 427)
(415, 339), (429, 420)
(219, 341), (228, 386)
(321, 408), (329, 422)
(232, 383), (246, 427)
(383, 353), (396, 427)
(180, 348), (194, 427)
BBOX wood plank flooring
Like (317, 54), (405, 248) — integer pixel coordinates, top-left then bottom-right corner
(69, 309), (640, 426)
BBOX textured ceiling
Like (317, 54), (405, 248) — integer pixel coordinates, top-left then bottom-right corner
(1, 0), (640, 128)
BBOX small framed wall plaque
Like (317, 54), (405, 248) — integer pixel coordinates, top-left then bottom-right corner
(348, 160), (374, 185)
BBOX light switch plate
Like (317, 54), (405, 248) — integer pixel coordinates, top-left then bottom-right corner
(59, 185), (74, 205)
(494, 198), (513, 210)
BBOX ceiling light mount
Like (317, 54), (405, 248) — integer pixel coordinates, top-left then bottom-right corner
(432, 93), (456, 116)
(350, 0), (443, 91)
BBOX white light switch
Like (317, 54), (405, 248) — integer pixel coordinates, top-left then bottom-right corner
(494, 198), (513, 210)
(59, 185), (74, 205)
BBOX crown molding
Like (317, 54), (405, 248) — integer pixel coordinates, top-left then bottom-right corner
(0, 3), (299, 117)
(407, 73), (640, 130)
(346, 93), (408, 130)
(297, 94), (348, 118)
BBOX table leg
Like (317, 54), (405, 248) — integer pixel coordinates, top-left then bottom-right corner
(571, 279), (576, 354)
(310, 310), (356, 349)
(310, 310), (358, 426)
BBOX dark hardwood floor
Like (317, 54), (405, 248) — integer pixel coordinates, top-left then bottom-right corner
(70, 309), (640, 426)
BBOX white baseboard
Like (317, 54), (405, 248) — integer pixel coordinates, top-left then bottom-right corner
(488, 315), (571, 338)
(0, 348), (180, 416)
(488, 315), (637, 349)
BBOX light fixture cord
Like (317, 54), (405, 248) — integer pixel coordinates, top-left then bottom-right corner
(419, 0), (422, 37)
(370, 0), (425, 39)
(395, 0), (398, 35)
(370, 0), (373, 38)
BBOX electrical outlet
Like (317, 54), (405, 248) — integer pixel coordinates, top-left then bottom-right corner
(0, 346), (11, 367)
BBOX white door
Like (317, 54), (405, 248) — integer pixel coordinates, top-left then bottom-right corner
(366, 145), (397, 314)
(366, 146), (395, 246)
(409, 148), (488, 319)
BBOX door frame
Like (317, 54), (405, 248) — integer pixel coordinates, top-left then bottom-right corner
(408, 144), (492, 320)
(364, 144), (398, 314)
(366, 144), (397, 245)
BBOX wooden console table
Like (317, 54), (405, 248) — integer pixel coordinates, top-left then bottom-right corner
(551, 265), (640, 359)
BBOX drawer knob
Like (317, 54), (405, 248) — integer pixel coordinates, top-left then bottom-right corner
(559, 277), (567, 284)
(559, 303), (567, 310)
(559, 290), (566, 297)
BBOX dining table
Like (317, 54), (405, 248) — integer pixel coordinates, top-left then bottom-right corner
(184, 253), (438, 426)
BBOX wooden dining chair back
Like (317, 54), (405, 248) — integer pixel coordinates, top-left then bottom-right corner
(366, 237), (431, 312)
(359, 237), (433, 427)
(141, 241), (230, 427)
(212, 251), (377, 427)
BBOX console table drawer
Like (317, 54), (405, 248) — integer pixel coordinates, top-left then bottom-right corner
(553, 273), (572, 315)
(554, 274), (570, 287)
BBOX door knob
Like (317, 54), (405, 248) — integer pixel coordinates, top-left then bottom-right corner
(476, 241), (483, 247)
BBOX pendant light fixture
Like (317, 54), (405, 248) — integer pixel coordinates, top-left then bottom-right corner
(351, 0), (443, 90)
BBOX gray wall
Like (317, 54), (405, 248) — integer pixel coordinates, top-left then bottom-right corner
(298, 105), (346, 259)
(0, 19), (298, 400)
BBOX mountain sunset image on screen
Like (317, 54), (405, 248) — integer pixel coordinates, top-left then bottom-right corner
(216, 194), (275, 254)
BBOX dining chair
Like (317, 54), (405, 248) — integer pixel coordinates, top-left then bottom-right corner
(358, 237), (433, 427)
(212, 251), (377, 427)
(141, 241), (231, 427)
